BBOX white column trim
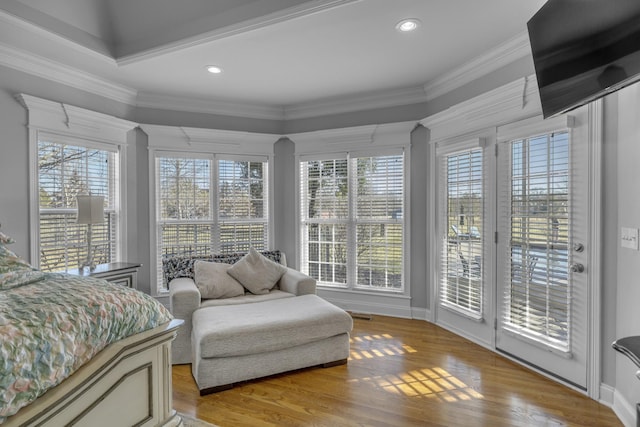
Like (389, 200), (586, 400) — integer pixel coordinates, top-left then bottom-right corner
(587, 99), (604, 399)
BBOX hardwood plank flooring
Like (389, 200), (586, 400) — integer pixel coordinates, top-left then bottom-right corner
(172, 315), (621, 426)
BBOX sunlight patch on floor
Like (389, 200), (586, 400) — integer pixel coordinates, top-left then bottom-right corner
(350, 334), (418, 360)
(347, 367), (484, 401)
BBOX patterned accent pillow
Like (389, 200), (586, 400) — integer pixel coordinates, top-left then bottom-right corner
(162, 250), (283, 286)
(0, 245), (45, 289)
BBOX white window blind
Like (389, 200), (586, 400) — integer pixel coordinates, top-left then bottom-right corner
(218, 159), (269, 253)
(354, 155), (404, 289)
(300, 158), (349, 285)
(300, 153), (404, 290)
(38, 140), (118, 271)
(500, 131), (570, 350)
(438, 148), (484, 318)
(156, 155), (269, 290)
(157, 157), (212, 260)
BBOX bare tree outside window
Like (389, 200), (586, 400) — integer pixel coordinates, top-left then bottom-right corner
(38, 141), (116, 271)
(156, 156), (269, 290)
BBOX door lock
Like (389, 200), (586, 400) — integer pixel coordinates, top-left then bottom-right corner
(573, 243), (584, 252)
(570, 263), (585, 273)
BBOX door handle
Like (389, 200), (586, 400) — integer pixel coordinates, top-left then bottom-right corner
(570, 263), (585, 273)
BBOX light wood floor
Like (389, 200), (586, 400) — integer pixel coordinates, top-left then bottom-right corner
(172, 315), (622, 427)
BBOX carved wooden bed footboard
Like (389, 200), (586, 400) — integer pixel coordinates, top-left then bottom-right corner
(5, 319), (183, 427)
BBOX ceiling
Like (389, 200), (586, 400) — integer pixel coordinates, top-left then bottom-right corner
(0, 0), (547, 119)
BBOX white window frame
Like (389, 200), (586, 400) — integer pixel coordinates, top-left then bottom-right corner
(299, 149), (406, 291)
(37, 135), (120, 271)
(436, 138), (487, 321)
(142, 125), (277, 296)
(291, 122), (413, 305)
(19, 94), (136, 268)
(496, 115), (576, 353)
(154, 151), (270, 290)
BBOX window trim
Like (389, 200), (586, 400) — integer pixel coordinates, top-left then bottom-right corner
(153, 153), (271, 291)
(291, 121), (414, 297)
(142, 124), (278, 296)
(436, 138), (486, 321)
(496, 125), (575, 354)
(19, 94), (136, 268)
(37, 142), (119, 271)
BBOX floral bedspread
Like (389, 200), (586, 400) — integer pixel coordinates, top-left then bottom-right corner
(0, 273), (173, 423)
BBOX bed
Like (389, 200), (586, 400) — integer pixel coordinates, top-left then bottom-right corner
(0, 231), (182, 426)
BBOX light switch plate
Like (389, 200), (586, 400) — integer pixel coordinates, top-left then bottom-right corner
(621, 227), (639, 250)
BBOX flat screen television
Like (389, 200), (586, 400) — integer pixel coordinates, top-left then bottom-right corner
(528, 0), (640, 118)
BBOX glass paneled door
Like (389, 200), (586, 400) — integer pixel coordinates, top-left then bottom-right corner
(495, 114), (589, 388)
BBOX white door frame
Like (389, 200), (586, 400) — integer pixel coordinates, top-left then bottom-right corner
(421, 77), (602, 399)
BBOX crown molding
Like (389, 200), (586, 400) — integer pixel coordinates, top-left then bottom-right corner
(136, 92), (284, 121)
(288, 121), (415, 155)
(116, 0), (361, 65)
(16, 93), (137, 144)
(0, 43), (137, 105)
(424, 31), (532, 102)
(0, 9), (114, 62)
(140, 123), (279, 154)
(420, 75), (541, 142)
(283, 86), (427, 120)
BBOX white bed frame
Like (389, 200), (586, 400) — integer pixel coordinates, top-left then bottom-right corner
(5, 319), (183, 427)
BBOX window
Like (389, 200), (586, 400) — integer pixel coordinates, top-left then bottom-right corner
(438, 146), (484, 319)
(156, 155), (269, 290)
(37, 139), (118, 271)
(300, 153), (404, 290)
(21, 95), (133, 272)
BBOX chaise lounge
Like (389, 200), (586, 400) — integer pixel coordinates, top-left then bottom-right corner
(165, 249), (353, 394)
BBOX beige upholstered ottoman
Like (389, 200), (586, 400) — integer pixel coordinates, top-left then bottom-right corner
(191, 294), (353, 394)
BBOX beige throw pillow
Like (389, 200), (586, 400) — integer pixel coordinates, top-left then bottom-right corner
(227, 247), (287, 295)
(194, 260), (245, 299)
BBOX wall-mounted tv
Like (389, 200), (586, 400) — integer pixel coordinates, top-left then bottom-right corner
(528, 0), (640, 118)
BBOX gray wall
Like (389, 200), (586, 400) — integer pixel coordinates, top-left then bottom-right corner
(613, 83), (640, 414)
(409, 125), (430, 311)
(272, 137), (296, 263)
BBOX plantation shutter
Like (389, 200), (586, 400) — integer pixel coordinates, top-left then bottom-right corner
(38, 140), (118, 271)
(437, 140), (484, 319)
(497, 120), (572, 352)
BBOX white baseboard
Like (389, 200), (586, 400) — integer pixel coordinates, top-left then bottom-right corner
(435, 319), (493, 351)
(600, 383), (615, 407)
(613, 388), (636, 427)
(317, 288), (412, 319)
(410, 306), (431, 321)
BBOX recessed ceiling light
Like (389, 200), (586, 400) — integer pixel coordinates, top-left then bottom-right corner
(396, 18), (421, 32)
(206, 65), (223, 74)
